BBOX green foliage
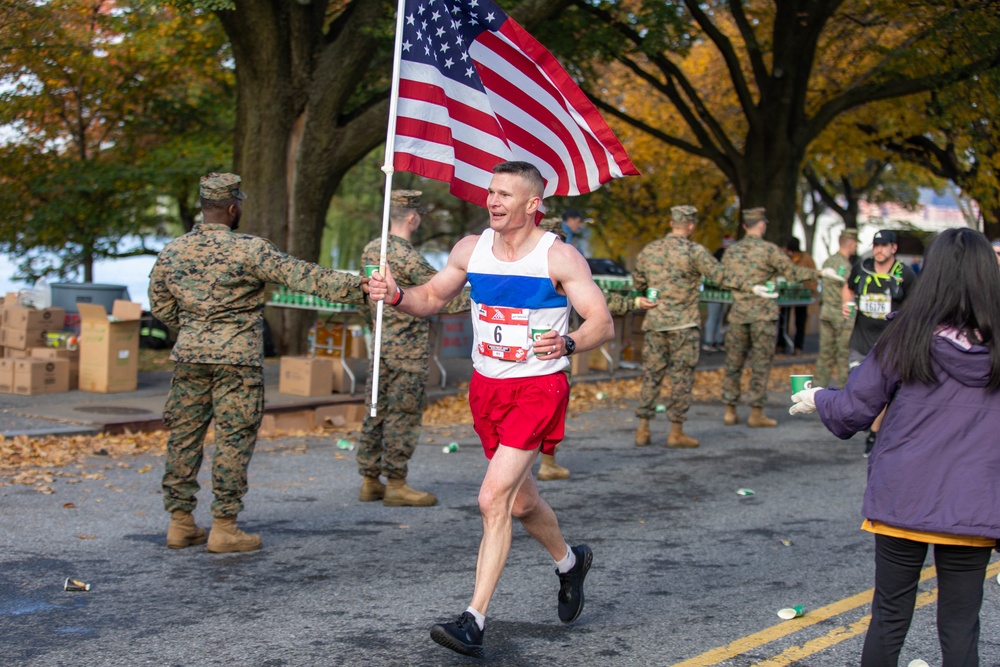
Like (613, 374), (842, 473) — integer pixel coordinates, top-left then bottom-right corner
(0, 0), (233, 281)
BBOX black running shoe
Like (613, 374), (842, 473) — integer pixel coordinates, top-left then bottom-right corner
(557, 544), (592, 623)
(430, 612), (484, 659)
(863, 431), (876, 458)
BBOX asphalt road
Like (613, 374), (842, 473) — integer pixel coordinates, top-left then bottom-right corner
(2, 392), (999, 667)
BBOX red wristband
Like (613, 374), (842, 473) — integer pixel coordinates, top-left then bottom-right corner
(389, 286), (404, 306)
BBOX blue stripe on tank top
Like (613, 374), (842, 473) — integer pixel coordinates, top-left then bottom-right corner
(467, 273), (567, 310)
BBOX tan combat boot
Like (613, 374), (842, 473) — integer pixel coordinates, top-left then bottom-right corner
(166, 510), (207, 549)
(667, 422), (699, 448)
(747, 406), (778, 428)
(206, 516), (262, 553)
(635, 418), (651, 446)
(359, 475), (386, 502)
(538, 454), (570, 481)
(383, 478), (437, 507)
(724, 404), (740, 426)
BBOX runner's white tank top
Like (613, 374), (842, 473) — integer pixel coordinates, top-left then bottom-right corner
(467, 229), (570, 379)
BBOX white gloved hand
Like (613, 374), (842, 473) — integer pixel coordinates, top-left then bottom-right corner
(820, 267), (846, 283)
(789, 386), (822, 415)
(752, 285), (779, 299)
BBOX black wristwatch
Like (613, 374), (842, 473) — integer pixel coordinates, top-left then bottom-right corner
(561, 335), (576, 356)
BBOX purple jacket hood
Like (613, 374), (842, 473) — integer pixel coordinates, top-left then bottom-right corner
(815, 332), (1000, 539)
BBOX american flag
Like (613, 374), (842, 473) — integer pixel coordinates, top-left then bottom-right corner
(392, 0), (638, 208)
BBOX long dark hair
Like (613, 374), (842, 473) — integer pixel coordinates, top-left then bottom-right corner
(873, 227), (1000, 390)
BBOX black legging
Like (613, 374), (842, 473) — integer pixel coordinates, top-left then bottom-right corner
(862, 534), (992, 667)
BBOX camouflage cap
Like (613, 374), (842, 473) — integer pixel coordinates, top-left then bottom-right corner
(538, 217), (568, 240)
(840, 228), (859, 241)
(671, 205), (698, 224)
(199, 173), (247, 201)
(743, 207), (767, 225)
(390, 190), (423, 210)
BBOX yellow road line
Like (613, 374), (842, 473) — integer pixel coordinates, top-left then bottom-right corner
(671, 561), (1000, 667)
(752, 561), (1000, 667)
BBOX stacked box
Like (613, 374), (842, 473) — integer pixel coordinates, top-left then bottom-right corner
(31, 347), (80, 390)
(12, 358), (70, 395)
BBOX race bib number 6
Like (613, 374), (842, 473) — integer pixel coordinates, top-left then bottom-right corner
(476, 305), (530, 362)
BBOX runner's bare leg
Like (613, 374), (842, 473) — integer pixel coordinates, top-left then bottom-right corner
(470, 446), (567, 614)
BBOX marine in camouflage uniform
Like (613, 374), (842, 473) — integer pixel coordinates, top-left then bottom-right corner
(815, 229), (858, 387)
(149, 172), (365, 552)
(631, 205), (748, 448)
(358, 190), (470, 506)
(720, 208), (826, 427)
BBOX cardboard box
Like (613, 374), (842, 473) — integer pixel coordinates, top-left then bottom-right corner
(3, 347), (32, 359)
(311, 322), (366, 359)
(259, 410), (316, 435)
(589, 345), (612, 372)
(279, 356), (334, 397)
(31, 347), (80, 390)
(3, 305), (65, 332)
(0, 327), (52, 350)
(314, 403), (366, 428)
(331, 360), (353, 394)
(0, 358), (14, 393)
(13, 358), (69, 395)
(570, 349), (591, 377)
(78, 300), (142, 393)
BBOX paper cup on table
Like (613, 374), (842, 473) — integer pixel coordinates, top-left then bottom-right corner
(790, 375), (813, 394)
(777, 606), (804, 620)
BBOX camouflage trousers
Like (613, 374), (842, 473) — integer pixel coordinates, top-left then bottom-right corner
(358, 363), (427, 480)
(722, 320), (776, 408)
(815, 318), (851, 388)
(635, 327), (700, 423)
(162, 362), (264, 518)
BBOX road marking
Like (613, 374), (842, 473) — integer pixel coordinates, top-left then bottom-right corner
(671, 561), (1000, 667)
(753, 561), (1000, 666)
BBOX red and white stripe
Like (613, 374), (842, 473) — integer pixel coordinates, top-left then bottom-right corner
(393, 15), (637, 208)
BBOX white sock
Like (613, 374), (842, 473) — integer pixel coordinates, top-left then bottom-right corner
(554, 544), (576, 573)
(465, 606), (485, 630)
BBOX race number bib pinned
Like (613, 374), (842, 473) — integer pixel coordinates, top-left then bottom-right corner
(476, 305), (530, 362)
(859, 293), (891, 319)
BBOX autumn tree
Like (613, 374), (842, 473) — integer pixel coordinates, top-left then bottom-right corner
(546, 0), (1000, 244)
(0, 0), (233, 282)
(859, 69), (1000, 237)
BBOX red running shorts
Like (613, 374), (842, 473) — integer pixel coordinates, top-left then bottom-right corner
(468, 370), (569, 460)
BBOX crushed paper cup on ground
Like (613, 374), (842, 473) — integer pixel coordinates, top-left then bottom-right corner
(907, 661), (929, 667)
(64, 578), (91, 592)
(777, 606), (804, 619)
(736, 488), (755, 496)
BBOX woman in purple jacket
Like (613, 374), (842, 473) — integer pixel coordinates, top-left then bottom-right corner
(789, 227), (1000, 667)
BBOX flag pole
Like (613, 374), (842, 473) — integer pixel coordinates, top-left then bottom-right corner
(370, 0), (408, 418)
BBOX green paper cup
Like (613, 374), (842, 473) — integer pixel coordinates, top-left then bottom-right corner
(777, 606), (804, 620)
(837, 265), (846, 277)
(847, 302), (856, 318)
(531, 326), (551, 342)
(765, 281), (776, 293)
(790, 375), (813, 394)
(645, 288), (658, 302)
(364, 264), (380, 278)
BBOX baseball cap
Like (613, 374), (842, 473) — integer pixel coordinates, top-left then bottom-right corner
(872, 229), (897, 245)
